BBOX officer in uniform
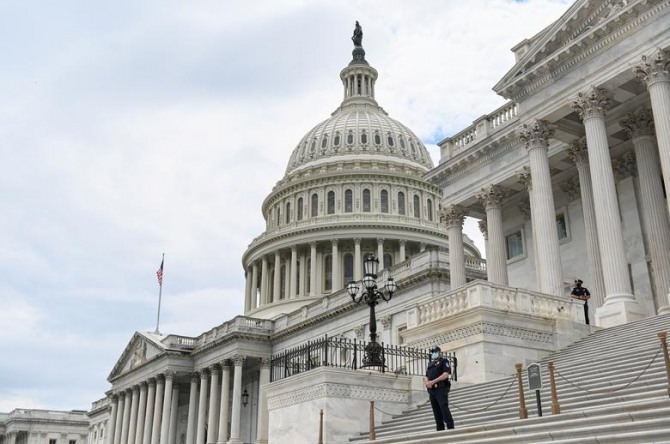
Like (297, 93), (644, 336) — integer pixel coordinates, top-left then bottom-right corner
(570, 279), (591, 325)
(423, 345), (455, 431)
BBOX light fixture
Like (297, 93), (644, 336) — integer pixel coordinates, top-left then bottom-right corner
(242, 388), (249, 407)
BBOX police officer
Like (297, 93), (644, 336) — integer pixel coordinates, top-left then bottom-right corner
(570, 279), (591, 325)
(424, 345), (455, 431)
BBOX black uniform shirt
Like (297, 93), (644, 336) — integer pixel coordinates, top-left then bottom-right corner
(426, 358), (451, 380)
(571, 286), (590, 300)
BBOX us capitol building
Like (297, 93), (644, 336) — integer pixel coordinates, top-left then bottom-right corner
(2, 0), (670, 443)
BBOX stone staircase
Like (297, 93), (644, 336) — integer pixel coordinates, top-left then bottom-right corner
(349, 314), (670, 443)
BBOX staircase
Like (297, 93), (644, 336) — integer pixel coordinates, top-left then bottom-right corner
(349, 314), (670, 443)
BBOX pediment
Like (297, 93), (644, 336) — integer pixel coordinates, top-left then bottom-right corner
(108, 332), (165, 381)
(494, 0), (640, 98)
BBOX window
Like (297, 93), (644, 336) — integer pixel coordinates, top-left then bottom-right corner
(306, 258), (311, 291)
(374, 132), (382, 146)
(383, 253), (393, 269)
(345, 189), (353, 213)
(347, 130), (354, 145)
(413, 195), (420, 218)
(387, 133), (395, 147)
(344, 253), (354, 283)
(321, 135), (328, 149)
(277, 207), (281, 225)
(280, 264), (286, 299)
(296, 260), (301, 294)
(506, 231), (524, 260)
(397, 324), (407, 346)
(334, 132), (341, 147)
(70, 440), (77, 444)
(399, 136), (406, 150)
(427, 199), (433, 221)
(410, 140), (417, 154)
(363, 189), (371, 212)
(361, 130), (368, 145)
(324, 255), (332, 291)
(310, 139), (316, 154)
(380, 190), (389, 213)
(286, 202), (292, 224)
(297, 197), (303, 221)
(557, 212), (568, 240)
(398, 192), (406, 215)
(49, 440), (57, 444)
(327, 191), (335, 214)
(311, 193), (319, 217)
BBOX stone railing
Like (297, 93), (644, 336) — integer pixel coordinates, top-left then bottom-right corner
(197, 316), (274, 346)
(90, 397), (110, 412)
(439, 101), (519, 162)
(409, 281), (579, 328)
(163, 335), (197, 350)
(5, 409), (89, 421)
(465, 255), (486, 271)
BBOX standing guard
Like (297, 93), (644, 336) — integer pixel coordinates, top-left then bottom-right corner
(571, 279), (591, 325)
(424, 345), (455, 431)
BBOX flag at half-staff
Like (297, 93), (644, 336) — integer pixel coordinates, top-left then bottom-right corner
(155, 254), (164, 334)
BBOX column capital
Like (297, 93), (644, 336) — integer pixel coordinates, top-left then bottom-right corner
(476, 185), (508, 210)
(353, 325), (365, 340)
(291, 245), (298, 252)
(566, 138), (589, 166)
(478, 219), (488, 240)
(163, 370), (176, 381)
(331, 239), (339, 247)
(310, 241), (317, 248)
(633, 50), (670, 88)
(398, 239), (406, 246)
(376, 238), (384, 244)
(232, 355), (246, 366)
(220, 359), (231, 369)
(147, 377), (157, 388)
(612, 152), (637, 180)
(560, 177), (580, 202)
(439, 205), (467, 227)
(189, 373), (200, 383)
(518, 120), (554, 150)
(516, 166), (532, 191)
(380, 315), (392, 330)
(209, 364), (222, 375)
(571, 87), (611, 120)
(260, 358), (271, 369)
(620, 109), (655, 139)
(198, 368), (211, 378)
(353, 238), (361, 245)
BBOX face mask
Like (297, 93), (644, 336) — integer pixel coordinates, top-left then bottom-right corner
(431, 352), (440, 360)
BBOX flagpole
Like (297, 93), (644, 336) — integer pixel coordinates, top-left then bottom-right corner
(155, 253), (164, 334)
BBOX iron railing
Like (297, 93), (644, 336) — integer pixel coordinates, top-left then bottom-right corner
(270, 335), (457, 382)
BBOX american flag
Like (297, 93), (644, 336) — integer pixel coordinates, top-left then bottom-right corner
(156, 258), (164, 286)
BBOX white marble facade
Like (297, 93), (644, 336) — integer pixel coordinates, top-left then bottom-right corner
(5, 1), (670, 444)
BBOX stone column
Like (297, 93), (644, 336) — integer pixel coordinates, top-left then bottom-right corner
(150, 376), (165, 444)
(227, 356), (245, 444)
(273, 252), (281, 303)
(441, 205), (467, 288)
(331, 240), (340, 290)
(377, 239), (384, 267)
(159, 372), (174, 444)
(572, 87), (642, 326)
(289, 246), (298, 298)
(120, 390), (132, 444)
(634, 50), (670, 215)
(207, 366), (221, 444)
(167, 385), (180, 444)
(244, 269), (252, 313)
(516, 167), (542, 290)
(353, 238), (362, 281)
(260, 257), (268, 306)
(113, 392), (124, 444)
(128, 385), (140, 444)
(217, 362), (231, 444)
(566, 138), (606, 310)
(477, 185), (509, 285)
(250, 263), (258, 309)
(196, 370), (210, 444)
(299, 252), (306, 296)
(621, 110), (670, 314)
(143, 379), (156, 444)
(185, 374), (199, 444)
(310, 242), (317, 295)
(134, 384), (147, 444)
(107, 395), (118, 444)
(255, 359), (271, 444)
(519, 120), (563, 296)
(398, 240), (406, 264)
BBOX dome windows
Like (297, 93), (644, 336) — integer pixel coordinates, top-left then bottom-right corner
(333, 132), (341, 147)
(297, 197), (304, 221)
(344, 189), (353, 213)
(311, 193), (319, 217)
(427, 198), (433, 221)
(398, 192), (406, 215)
(380, 190), (389, 213)
(399, 136), (406, 150)
(360, 130), (368, 145)
(362, 189), (371, 212)
(286, 202), (292, 224)
(374, 131), (382, 146)
(346, 130), (354, 146)
(413, 195), (421, 218)
(387, 133), (395, 148)
(327, 191), (335, 214)
(321, 134), (329, 149)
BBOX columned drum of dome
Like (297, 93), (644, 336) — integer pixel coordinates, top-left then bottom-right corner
(241, 23), (480, 319)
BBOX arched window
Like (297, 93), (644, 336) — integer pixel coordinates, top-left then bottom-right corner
(345, 189), (353, 213)
(277, 207), (282, 225)
(324, 255), (332, 291)
(387, 133), (395, 147)
(361, 131), (368, 145)
(321, 135), (328, 149)
(311, 193), (319, 217)
(286, 202), (292, 224)
(427, 199), (433, 221)
(383, 253), (393, 270)
(374, 131), (382, 146)
(344, 253), (354, 283)
(297, 197), (304, 221)
(327, 191), (335, 214)
(334, 132), (341, 147)
(280, 264), (286, 299)
(399, 137), (406, 150)
(398, 192), (405, 215)
(413, 195), (421, 218)
(347, 130), (354, 145)
(363, 189), (371, 212)
(296, 260), (301, 295)
(381, 190), (389, 213)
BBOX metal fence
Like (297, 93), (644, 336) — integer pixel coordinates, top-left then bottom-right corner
(270, 335), (457, 382)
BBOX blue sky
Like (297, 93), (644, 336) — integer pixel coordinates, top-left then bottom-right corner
(0, 0), (570, 411)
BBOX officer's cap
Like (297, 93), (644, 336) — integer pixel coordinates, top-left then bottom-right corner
(575, 279), (583, 284)
(430, 345), (441, 353)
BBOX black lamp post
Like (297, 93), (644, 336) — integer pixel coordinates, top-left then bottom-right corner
(347, 254), (397, 367)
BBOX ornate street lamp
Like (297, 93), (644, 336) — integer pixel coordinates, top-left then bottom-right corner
(347, 254), (397, 367)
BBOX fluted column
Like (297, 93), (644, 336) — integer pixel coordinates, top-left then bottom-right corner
(353, 238), (362, 281)
(519, 121), (563, 296)
(142, 379), (156, 444)
(244, 269), (252, 313)
(217, 362), (231, 444)
(331, 240), (339, 290)
(159, 372), (174, 444)
(150, 376), (165, 444)
(310, 242), (317, 295)
(107, 395), (118, 444)
(134, 384), (147, 444)
(377, 239), (384, 267)
(273, 252), (281, 303)
(207, 366), (221, 444)
(167, 385), (180, 444)
(477, 185), (509, 285)
(572, 88), (642, 326)
(128, 385), (140, 444)
(398, 240), (406, 264)
(120, 390), (132, 444)
(255, 359), (271, 444)
(260, 257), (268, 305)
(441, 205), (467, 288)
(250, 263), (258, 309)
(621, 110), (670, 314)
(299, 252), (306, 296)
(196, 370), (210, 444)
(634, 50), (670, 215)
(517, 167), (542, 289)
(566, 139), (606, 309)
(185, 374), (199, 444)
(227, 356), (245, 444)
(289, 246), (298, 298)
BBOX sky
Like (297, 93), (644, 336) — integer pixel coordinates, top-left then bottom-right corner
(0, 0), (571, 412)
